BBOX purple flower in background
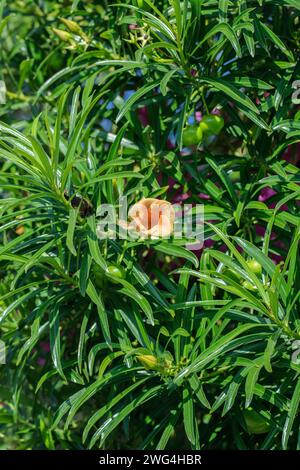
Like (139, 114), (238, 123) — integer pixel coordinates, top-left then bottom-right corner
(198, 192), (210, 200)
(211, 108), (221, 116)
(195, 111), (202, 122)
(258, 187), (277, 202)
(270, 253), (283, 264)
(204, 238), (214, 248)
(255, 224), (277, 240)
(283, 142), (300, 165)
(258, 187), (289, 210)
(137, 106), (149, 127)
(172, 191), (191, 203)
(167, 177), (176, 189)
(40, 341), (50, 353)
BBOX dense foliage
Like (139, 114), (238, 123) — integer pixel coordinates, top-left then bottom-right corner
(0, 0), (300, 450)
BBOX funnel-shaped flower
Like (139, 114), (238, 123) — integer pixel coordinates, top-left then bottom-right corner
(128, 198), (174, 239)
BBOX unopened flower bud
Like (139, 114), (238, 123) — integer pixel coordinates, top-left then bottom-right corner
(137, 354), (158, 370)
(60, 18), (82, 35)
(52, 28), (73, 42)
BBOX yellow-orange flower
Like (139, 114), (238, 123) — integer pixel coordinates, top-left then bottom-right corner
(128, 198), (174, 239)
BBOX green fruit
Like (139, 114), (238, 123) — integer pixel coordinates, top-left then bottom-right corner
(246, 259), (262, 275)
(106, 264), (126, 283)
(200, 114), (224, 136)
(228, 170), (240, 183)
(93, 266), (105, 288)
(182, 125), (203, 146)
(242, 280), (257, 291)
(243, 409), (270, 435)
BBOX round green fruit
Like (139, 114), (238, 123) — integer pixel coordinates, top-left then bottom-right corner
(242, 280), (258, 291)
(200, 114), (224, 136)
(93, 266), (105, 289)
(246, 259), (262, 275)
(243, 409), (270, 435)
(182, 125), (203, 146)
(105, 264), (126, 283)
(228, 170), (240, 183)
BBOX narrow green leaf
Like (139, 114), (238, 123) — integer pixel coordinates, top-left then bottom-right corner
(282, 376), (300, 449)
(66, 208), (78, 256)
(49, 304), (66, 380)
(116, 80), (161, 123)
(154, 242), (199, 268)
